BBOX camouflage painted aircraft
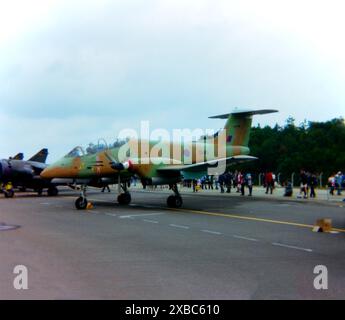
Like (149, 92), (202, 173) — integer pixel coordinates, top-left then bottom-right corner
(41, 109), (277, 209)
(0, 148), (59, 197)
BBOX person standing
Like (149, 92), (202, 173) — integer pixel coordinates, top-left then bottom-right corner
(299, 170), (308, 199)
(245, 173), (253, 196)
(225, 172), (232, 193)
(265, 171), (274, 194)
(335, 172), (343, 196)
(309, 173), (318, 198)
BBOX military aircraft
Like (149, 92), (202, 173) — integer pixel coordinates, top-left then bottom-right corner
(41, 109), (277, 209)
(0, 148), (59, 198)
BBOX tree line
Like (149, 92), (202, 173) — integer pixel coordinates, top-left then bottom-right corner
(238, 117), (345, 186)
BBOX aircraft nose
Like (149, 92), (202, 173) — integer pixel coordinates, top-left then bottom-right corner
(40, 167), (52, 179)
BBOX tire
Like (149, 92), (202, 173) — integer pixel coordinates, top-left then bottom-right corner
(4, 189), (14, 198)
(37, 189), (43, 196)
(167, 195), (183, 208)
(75, 197), (88, 210)
(117, 192), (131, 205)
(174, 196), (183, 208)
(47, 186), (58, 197)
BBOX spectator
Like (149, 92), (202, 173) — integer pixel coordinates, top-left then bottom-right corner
(299, 170), (308, 198)
(236, 171), (243, 193)
(225, 172), (233, 193)
(218, 173), (225, 193)
(264, 171), (274, 194)
(284, 180), (293, 197)
(245, 173), (253, 196)
(335, 171), (343, 196)
(328, 175), (335, 195)
(308, 173), (318, 198)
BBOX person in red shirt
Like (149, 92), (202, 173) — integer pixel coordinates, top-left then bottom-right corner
(265, 171), (274, 194)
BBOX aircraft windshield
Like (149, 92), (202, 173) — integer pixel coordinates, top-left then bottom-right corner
(64, 146), (85, 158)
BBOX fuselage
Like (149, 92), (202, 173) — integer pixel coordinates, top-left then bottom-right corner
(41, 139), (250, 181)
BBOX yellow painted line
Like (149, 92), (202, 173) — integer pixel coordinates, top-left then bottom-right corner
(169, 208), (345, 233)
(54, 195), (345, 233)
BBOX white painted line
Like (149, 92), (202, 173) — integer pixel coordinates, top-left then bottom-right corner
(201, 229), (222, 235)
(143, 219), (159, 224)
(105, 213), (118, 217)
(40, 202), (51, 205)
(233, 235), (259, 242)
(119, 216), (135, 219)
(272, 242), (313, 252)
(119, 212), (165, 219)
(169, 224), (190, 230)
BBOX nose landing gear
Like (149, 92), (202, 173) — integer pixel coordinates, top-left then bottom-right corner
(75, 185), (88, 210)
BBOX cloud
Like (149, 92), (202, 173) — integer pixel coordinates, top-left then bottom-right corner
(0, 0), (344, 159)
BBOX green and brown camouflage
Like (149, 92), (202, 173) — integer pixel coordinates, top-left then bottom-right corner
(40, 109), (277, 208)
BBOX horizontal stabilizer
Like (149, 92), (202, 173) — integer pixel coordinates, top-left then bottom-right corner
(209, 109), (278, 119)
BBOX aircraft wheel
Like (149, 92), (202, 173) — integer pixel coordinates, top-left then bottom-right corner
(37, 189), (43, 196)
(167, 195), (183, 208)
(75, 197), (88, 210)
(47, 186), (58, 197)
(4, 189), (14, 198)
(117, 192), (131, 205)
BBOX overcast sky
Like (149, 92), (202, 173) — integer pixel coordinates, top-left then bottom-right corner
(0, 0), (344, 161)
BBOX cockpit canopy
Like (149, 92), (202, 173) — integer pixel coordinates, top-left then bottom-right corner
(64, 146), (85, 158)
(64, 139), (128, 158)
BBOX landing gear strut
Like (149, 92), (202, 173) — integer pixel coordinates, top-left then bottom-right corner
(117, 180), (131, 205)
(167, 184), (183, 208)
(75, 185), (88, 210)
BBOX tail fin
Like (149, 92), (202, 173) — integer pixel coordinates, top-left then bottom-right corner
(12, 153), (24, 160)
(28, 148), (48, 163)
(209, 109), (278, 146)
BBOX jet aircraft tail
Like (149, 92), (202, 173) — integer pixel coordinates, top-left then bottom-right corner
(28, 148), (48, 163)
(12, 153), (24, 160)
(209, 109), (278, 147)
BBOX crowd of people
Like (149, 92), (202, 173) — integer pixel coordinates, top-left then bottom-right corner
(181, 169), (345, 199)
(185, 171), (256, 196)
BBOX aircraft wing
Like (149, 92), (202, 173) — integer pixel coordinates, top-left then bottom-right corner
(157, 155), (257, 176)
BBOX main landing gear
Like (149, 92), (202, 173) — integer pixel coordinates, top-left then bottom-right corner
(167, 184), (183, 208)
(75, 185), (88, 210)
(117, 181), (131, 205)
(47, 186), (59, 197)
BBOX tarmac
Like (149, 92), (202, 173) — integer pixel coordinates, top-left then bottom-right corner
(0, 185), (345, 299)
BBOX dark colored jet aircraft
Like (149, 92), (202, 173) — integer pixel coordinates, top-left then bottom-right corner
(0, 149), (59, 198)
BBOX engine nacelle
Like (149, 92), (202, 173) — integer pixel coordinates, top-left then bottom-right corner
(144, 176), (181, 186)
